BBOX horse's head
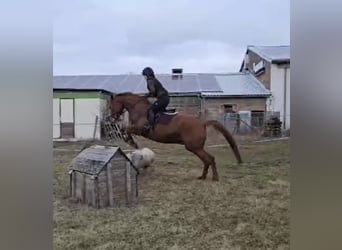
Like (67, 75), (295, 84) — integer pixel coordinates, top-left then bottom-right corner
(108, 92), (150, 121)
(109, 94), (124, 120)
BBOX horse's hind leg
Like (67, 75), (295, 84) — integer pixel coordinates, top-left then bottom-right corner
(189, 148), (218, 181)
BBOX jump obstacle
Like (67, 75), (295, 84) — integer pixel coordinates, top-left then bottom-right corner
(101, 116), (139, 149)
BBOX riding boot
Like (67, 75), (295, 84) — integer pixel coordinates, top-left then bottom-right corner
(142, 109), (154, 131)
(148, 109), (155, 130)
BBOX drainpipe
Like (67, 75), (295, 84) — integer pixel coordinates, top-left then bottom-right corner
(283, 66), (288, 130)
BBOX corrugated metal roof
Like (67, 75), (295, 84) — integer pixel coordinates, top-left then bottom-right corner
(201, 73), (271, 97)
(248, 45), (290, 63)
(53, 73), (222, 94)
(54, 72), (270, 97)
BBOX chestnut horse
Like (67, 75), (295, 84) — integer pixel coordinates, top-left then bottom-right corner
(109, 92), (243, 181)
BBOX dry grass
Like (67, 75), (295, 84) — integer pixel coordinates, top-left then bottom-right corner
(53, 136), (290, 250)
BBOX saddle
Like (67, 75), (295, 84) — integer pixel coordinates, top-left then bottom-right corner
(154, 108), (178, 126)
(142, 108), (178, 135)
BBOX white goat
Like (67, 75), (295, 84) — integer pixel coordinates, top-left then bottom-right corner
(126, 148), (155, 169)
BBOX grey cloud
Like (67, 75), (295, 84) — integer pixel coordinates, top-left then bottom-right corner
(53, 0), (289, 74)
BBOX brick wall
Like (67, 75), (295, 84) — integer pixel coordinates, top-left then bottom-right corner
(203, 98), (267, 115)
(169, 96), (201, 117)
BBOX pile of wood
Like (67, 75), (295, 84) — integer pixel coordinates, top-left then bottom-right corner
(263, 116), (282, 137)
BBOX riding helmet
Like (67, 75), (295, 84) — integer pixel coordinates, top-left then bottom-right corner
(142, 67), (155, 78)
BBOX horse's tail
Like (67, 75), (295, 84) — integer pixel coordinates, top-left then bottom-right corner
(205, 120), (243, 164)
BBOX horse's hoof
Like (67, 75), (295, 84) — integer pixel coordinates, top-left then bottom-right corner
(197, 176), (206, 180)
(212, 177), (219, 181)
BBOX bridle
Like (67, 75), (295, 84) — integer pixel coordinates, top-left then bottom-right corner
(111, 96), (148, 121)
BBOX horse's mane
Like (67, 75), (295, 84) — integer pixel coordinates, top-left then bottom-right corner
(111, 92), (149, 104)
(110, 92), (137, 99)
(115, 92), (134, 97)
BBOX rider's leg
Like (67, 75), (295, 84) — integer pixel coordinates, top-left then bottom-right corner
(143, 101), (158, 130)
(145, 95), (170, 130)
(149, 100), (160, 129)
(158, 95), (170, 111)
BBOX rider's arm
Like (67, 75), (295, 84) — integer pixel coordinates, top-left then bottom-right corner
(147, 79), (156, 97)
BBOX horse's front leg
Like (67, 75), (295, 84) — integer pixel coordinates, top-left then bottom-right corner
(121, 125), (140, 149)
(124, 125), (140, 135)
(124, 119), (148, 136)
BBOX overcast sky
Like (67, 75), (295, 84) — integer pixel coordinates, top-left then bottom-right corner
(53, 0), (289, 75)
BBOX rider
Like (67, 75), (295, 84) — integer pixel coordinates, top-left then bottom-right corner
(142, 67), (170, 130)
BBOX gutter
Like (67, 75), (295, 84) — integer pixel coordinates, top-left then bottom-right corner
(53, 88), (112, 94)
(272, 59), (290, 64)
(200, 94), (271, 98)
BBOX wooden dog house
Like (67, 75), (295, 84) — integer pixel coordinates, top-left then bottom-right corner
(69, 145), (139, 208)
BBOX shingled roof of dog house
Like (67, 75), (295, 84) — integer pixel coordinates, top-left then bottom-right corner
(69, 145), (139, 208)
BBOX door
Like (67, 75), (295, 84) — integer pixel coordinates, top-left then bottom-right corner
(60, 98), (75, 138)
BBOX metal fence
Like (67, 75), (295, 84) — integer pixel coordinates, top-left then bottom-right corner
(202, 111), (283, 135)
(100, 109), (287, 139)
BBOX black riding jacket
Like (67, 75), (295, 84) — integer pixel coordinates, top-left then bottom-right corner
(146, 76), (168, 98)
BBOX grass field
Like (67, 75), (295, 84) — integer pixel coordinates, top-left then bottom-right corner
(53, 135), (290, 250)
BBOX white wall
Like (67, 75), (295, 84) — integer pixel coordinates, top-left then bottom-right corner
(269, 64), (290, 129)
(53, 99), (60, 138)
(74, 99), (101, 140)
(100, 98), (109, 120)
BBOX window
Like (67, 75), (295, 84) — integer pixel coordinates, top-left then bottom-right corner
(223, 104), (237, 113)
(252, 60), (265, 76)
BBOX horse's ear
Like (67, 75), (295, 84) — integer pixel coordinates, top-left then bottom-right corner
(110, 94), (114, 100)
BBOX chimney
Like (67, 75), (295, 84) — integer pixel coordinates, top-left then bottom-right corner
(171, 68), (183, 79)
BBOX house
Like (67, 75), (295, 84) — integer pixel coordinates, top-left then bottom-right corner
(200, 72), (271, 132)
(53, 88), (111, 140)
(53, 71), (214, 140)
(240, 45), (290, 129)
(53, 69), (271, 140)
